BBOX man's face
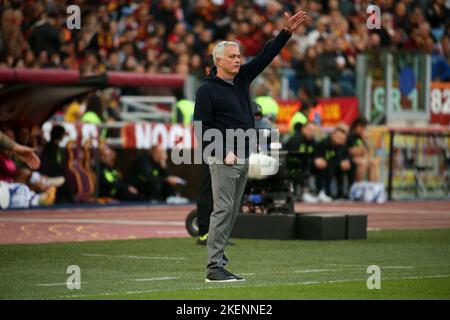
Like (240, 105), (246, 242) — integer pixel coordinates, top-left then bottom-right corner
(216, 45), (241, 77)
(302, 123), (316, 140)
(355, 124), (366, 136)
(100, 147), (116, 167)
(331, 130), (347, 146)
(150, 145), (166, 164)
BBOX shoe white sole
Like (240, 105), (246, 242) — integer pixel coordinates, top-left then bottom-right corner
(205, 278), (246, 283)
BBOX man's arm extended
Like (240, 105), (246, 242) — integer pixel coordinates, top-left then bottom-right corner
(240, 10), (307, 83)
(0, 130), (41, 170)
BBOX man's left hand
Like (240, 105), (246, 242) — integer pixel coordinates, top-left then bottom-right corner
(284, 10), (307, 33)
(13, 144), (41, 170)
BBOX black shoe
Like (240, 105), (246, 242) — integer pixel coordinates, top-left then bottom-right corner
(223, 269), (245, 281)
(205, 268), (246, 283)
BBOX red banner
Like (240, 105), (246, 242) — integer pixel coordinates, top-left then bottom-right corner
(275, 97), (359, 132)
(430, 82), (450, 125)
(317, 97), (360, 127)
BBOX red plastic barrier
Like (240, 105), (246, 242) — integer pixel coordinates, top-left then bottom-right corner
(0, 68), (184, 88)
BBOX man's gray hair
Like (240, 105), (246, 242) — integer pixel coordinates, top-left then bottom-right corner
(212, 41), (240, 65)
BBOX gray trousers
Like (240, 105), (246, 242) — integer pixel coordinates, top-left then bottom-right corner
(206, 159), (249, 274)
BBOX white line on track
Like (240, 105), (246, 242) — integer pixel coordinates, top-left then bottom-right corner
(0, 205), (195, 214)
(294, 269), (336, 273)
(81, 253), (187, 260)
(36, 282), (87, 287)
(297, 206), (450, 216)
(0, 217), (184, 226)
(135, 277), (179, 281)
(326, 264), (413, 269)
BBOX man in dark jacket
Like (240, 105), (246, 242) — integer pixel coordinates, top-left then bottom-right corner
(313, 127), (351, 201)
(98, 144), (140, 201)
(40, 125), (72, 203)
(285, 122), (319, 203)
(193, 10), (307, 283)
(126, 145), (182, 202)
(29, 11), (60, 56)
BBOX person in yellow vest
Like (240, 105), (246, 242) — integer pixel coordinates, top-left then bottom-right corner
(81, 95), (108, 138)
(174, 99), (195, 125)
(64, 99), (86, 122)
(254, 95), (279, 122)
(81, 95), (104, 124)
(288, 110), (308, 134)
(288, 89), (315, 134)
(98, 143), (141, 201)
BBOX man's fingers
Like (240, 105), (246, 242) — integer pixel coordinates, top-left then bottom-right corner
(296, 12), (306, 23)
(284, 11), (291, 20)
(296, 13), (307, 22)
(291, 10), (306, 20)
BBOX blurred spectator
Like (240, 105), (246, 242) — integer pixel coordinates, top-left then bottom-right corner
(425, 37), (450, 81)
(98, 144), (140, 202)
(0, 128), (40, 170)
(0, 128), (55, 208)
(285, 122), (319, 203)
(347, 117), (379, 183)
(293, 46), (320, 96)
(64, 98), (87, 122)
(0, 143), (18, 183)
(0, 180), (56, 208)
(28, 10), (60, 57)
(81, 95), (105, 124)
(1, 0), (28, 59)
(426, 0), (448, 30)
(313, 127), (351, 201)
(288, 88), (315, 134)
(125, 145), (184, 202)
(40, 125), (72, 203)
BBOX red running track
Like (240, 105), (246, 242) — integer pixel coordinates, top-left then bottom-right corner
(0, 201), (449, 244)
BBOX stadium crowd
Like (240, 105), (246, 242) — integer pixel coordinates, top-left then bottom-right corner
(1, 0), (450, 98)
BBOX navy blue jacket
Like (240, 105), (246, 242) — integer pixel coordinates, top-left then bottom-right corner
(194, 29), (292, 159)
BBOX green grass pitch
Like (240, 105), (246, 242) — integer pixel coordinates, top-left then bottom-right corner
(1, 229), (450, 299)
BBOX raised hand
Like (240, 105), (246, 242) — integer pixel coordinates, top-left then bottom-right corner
(13, 144), (41, 170)
(284, 10), (307, 33)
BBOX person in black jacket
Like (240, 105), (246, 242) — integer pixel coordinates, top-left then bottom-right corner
(98, 144), (140, 201)
(40, 125), (65, 178)
(29, 11), (60, 57)
(285, 122), (319, 203)
(347, 117), (379, 182)
(40, 125), (73, 203)
(193, 10), (307, 283)
(313, 127), (351, 201)
(126, 145), (183, 202)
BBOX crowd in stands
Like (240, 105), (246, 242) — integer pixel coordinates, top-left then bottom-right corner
(1, 0), (450, 99)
